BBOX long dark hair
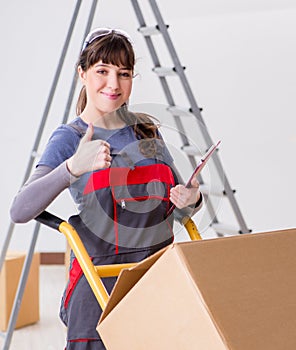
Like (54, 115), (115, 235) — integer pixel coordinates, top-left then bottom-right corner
(76, 30), (159, 142)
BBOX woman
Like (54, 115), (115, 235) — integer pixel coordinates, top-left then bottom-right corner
(10, 28), (202, 350)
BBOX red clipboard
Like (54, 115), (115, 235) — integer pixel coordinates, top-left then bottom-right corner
(167, 140), (221, 217)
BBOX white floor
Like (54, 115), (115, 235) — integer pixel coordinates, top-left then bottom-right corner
(0, 265), (67, 350)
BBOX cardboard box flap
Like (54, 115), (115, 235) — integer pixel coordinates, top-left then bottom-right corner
(5, 252), (26, 261)
(174, 228), (296, 349)
(99, 246), (168, 322)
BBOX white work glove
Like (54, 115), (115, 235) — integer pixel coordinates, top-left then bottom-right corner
(170, 176), (201, 209)
(66, 123), (112, 177)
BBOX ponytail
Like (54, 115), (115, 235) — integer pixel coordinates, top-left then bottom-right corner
(117, 107), (163, 158)
(76, 86), (87, 115)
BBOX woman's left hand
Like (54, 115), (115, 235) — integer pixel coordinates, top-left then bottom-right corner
(170, 175), (201, 209)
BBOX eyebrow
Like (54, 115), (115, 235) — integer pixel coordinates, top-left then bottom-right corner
(94, 63), (131, 71)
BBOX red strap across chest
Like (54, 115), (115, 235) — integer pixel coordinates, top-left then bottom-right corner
(83, 163), (174, 195)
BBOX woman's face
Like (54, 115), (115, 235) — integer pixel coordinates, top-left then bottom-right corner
(79, 60), (133, 117)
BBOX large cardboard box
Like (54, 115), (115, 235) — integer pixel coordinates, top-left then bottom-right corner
(97, 228), (296, 349)
(0, 252), (40, 331)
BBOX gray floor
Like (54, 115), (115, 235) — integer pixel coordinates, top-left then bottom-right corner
(0, 265), (67, 350)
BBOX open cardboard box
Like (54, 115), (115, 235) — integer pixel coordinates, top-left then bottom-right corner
(0, 252), (40, 331)
(97, 228), (296, 349)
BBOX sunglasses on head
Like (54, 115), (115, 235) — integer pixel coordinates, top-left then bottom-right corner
(81, 27), (133, 52)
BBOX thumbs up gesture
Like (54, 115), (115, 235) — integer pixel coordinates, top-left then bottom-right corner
(66, 123), (112, 177)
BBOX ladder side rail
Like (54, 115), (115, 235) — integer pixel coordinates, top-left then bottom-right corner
(148, 0), (206, 128)
(131, 0), (222, 229)
(0, 222), (15, 284)
(132, 1), (217, 178)
(132, 0), (210, 188)
(132, 0), (210, 174)
(149, 0), (250, 233)
(62, 74), (79, 125)
(131, 0), (195, 164)
(0, 0), (82, 274)
(62, 0), (99, 125)
(211, 151), (250, 233)
(1, 2), (84, 349)
(2, 224), (40, 350)
(131, 1), (176, 106)
(24, 0), (83, 182)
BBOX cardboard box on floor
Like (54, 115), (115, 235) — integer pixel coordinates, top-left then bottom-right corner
(0, 252), (40, 331)
(97, 228), (296, 350)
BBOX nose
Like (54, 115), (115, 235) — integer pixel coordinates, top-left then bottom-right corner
(107, 71), (120, 90)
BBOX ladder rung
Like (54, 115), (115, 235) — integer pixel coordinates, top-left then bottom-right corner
(211, 223), (241, 236)
(181, 145), (202, 156)
(167, 105), (193, 117)
(199, 184), (225, 197)
(152, 66), (179, 77)
(31, 151), (41, 159)
(138, 25), (167, 36)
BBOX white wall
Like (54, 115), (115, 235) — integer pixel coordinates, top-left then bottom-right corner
(1, 0), (295, 252)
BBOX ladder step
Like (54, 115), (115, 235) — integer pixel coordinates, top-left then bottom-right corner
(211, 223), (241, 236)
(199, 184), (225, 197)
(181, 145), (202, 156)
(138, 25), (168, 37)
(152, 66), (184, 77)
(167, 105), (193, 117)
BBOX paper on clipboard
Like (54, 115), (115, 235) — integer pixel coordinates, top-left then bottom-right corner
(167, 140), (221, 217)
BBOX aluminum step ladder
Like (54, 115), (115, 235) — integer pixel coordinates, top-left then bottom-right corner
(0, 0), (250, 348)
(131, 0), (251, 237)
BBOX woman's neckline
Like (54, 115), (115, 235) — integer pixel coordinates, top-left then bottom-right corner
(77, 116), (128, 131)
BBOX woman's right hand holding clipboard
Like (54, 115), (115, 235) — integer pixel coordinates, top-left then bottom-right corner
(168, 140), (221, 216)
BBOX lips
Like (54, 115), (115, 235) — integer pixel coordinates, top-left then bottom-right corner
(101, 92), (121, 100)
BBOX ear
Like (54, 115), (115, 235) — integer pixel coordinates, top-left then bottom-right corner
(77, 65), (86, 83)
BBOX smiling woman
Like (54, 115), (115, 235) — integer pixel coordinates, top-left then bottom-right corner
(10, 27), (203, 350)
